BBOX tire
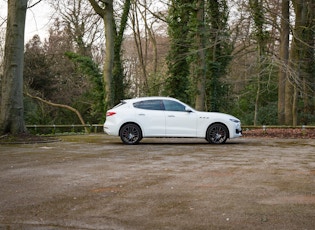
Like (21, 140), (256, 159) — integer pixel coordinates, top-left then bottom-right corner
(120, 123), (142, 145)
(206, 123), (228, 144)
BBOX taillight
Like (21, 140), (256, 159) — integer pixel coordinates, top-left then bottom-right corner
(106, 111), (116, 117)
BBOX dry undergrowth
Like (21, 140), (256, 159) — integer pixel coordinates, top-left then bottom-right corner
(0, 133), (59, 144)
(243, 128), (315, 139)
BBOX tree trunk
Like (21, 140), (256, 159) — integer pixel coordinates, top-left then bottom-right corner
(249, 0), (268, 125)
(253, 74), (261, 126)
(284, 77), (294, 125)
(88, 0), (114, 108)
(112, 0), (130, 104)
(287, 0), (315, 125)
(278, 0), (289, 125)
(103, 3), (115, 107)
(165, 0), (190, 103)
(0, 0), (27, 135)
(88, 0), (130, 108)
(194, 0), (206, 111)
(300, 1), (315, 124)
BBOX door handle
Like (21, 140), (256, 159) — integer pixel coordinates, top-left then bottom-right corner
(168, 115), (175, 117)
(138, 113), (145, 116)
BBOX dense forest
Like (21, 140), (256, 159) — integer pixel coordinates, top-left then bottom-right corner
(0, 0), (314, 135)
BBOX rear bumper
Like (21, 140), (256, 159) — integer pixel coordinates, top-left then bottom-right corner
(103, 123), (119, 136)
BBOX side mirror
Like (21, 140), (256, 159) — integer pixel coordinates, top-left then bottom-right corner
(185, 107), (193, 113)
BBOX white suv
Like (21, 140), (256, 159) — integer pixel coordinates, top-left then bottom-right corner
(104, 97), (242, 144)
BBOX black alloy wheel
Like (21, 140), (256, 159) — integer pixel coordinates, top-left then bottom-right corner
(120, 123), (142, 145)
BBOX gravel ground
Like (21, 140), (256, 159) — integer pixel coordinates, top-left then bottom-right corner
(0, 134), (314, 229)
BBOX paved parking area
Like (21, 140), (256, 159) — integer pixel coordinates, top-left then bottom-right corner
(0, 135), (314, 229)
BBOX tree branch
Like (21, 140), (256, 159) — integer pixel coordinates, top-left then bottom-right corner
(88, 0), (105, 17)
(27, 0), (42, 9)
(25, 92), (89, 133)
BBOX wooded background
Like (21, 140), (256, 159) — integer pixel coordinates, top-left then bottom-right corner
(0, 0), (314, 134)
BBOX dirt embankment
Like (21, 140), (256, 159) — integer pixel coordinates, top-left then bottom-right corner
(243, 128), (315, 139)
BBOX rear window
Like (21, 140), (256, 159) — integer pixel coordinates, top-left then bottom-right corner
(133, 100), (164, 110)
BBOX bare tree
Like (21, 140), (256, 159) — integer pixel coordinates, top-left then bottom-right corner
(51, 0), (103, 57)
(127, 0), (168, 96)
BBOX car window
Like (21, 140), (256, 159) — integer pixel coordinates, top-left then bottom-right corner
(163, 100), (186, 112)
(133, 100), (164, 110)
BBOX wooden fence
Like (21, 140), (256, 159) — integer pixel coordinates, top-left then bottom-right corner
(26, 124), (104, 134)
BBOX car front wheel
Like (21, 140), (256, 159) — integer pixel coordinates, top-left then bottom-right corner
(120, 123), (142, 145)
(206, 123), (228, 144)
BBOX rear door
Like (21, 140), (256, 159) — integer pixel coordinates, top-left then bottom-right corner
(133, 99), (165, 136)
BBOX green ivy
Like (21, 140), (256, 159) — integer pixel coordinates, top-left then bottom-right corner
(65, 52), (106, 123)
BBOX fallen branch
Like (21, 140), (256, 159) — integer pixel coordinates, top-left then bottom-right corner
(25, 92), (89, 133)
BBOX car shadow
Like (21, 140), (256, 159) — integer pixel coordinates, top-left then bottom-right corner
(110, 138), (244, 145)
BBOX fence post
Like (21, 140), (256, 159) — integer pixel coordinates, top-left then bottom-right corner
(302, 125), (306, 135)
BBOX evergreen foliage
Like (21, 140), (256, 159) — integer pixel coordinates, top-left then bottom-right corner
(65, 52), (106, 123)
(112, 0), (131, 106)
(205, 0), (232, 112)
(166, 0), (232, 111)
(24, 35), (55, 98)
(165, 0), (192, 103)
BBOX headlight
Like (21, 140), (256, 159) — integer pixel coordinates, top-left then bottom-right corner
(230, 118), (240, 123)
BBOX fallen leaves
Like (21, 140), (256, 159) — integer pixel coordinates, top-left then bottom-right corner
(243, 128), (315, 139)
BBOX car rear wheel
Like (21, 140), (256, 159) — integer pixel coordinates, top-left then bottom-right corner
(206, 123), (228, 144)
(120, 123), (142, 145)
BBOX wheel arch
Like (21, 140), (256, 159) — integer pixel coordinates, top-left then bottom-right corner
(206, 122), (230, 139)
(119, 122), (143, 137)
